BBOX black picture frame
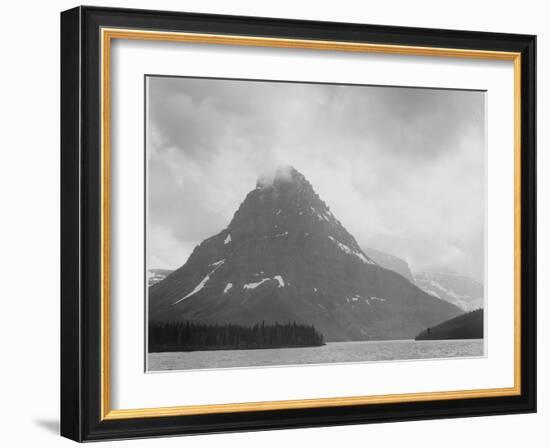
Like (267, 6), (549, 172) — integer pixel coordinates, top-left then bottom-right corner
(61, 5), (536, 442)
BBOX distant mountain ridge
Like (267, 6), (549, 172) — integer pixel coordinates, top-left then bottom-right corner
(149, 166), (462, 341)
(414, 271), (483, 311)
(148, 268), (173, 286)
(363, 247), (415, 282)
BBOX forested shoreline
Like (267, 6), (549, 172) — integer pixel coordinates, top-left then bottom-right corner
(148, 321), (325, 353)
(415, 309), (484, 340)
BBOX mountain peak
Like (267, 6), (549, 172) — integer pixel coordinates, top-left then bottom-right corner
(256, 165), (305, 189)
(234, 166), (342, 243)
(149, 166), (463, 341)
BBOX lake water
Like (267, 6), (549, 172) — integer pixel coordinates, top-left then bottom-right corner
(148, 339), (484, 372)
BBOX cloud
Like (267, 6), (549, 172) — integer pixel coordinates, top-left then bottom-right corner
(147, 76), (485, 281)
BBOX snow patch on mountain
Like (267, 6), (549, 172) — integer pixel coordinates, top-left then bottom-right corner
(224, 234), (231, 244)
(311, 206), (332, 222)
(174, 273), (211, 304)
(148, 269), (172, 286)
(243, 278), (270, 290)
(328, 236), (375, 265)
(244, 275), (285, 290)
(414, 271), (483, 311)
(428, 280), (460, 299)
(420, 287), (441, 298)
(173, 261), (224, 304)
(273, 275), (285, 287)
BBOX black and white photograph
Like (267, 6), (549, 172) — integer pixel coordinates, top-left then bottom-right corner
(54, 4), (539, 443)
(146, 76), (486, 371)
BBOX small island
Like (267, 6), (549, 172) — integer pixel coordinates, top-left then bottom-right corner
(415, 309), (484, 341)
(149, 321), (325, 352)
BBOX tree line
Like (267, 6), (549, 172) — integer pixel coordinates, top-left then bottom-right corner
(149, 321), (325, 352)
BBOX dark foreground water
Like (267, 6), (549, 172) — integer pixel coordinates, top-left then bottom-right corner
(148, 339), (484, 371)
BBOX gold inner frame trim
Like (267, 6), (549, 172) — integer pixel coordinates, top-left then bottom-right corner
(100, 27), (522, 421)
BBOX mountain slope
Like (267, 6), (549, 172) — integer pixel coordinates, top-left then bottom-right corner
(414, 271), (483, 311)
(415, 309), (484, 340)
(149, 167), (462, 341)
(363, 247), (415, 282)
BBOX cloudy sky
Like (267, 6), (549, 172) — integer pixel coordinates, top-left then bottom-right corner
(147, 76), (486, 282)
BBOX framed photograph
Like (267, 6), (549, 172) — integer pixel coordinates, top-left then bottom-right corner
(60, 6), (536, 442)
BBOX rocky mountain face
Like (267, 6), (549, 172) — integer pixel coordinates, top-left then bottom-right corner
(363, 247), (415, 282)
(149, 167), (462, 341)
(414, 271), (483, 312)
